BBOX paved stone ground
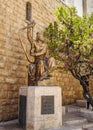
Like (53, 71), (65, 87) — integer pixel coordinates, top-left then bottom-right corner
(0, 113), (93, 130)
(0, 120), (23, 130)
(0, 104), (93, 130)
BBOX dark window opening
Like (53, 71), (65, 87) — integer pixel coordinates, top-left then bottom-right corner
(26, 2), (31, 21)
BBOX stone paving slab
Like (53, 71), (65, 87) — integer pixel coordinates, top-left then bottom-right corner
(80, 109), (93, 122)
(47, 127), (93, 130)
(0, 118), (93, 130)
(0, 105), (93, 130)
(0, 120), (23, 130)
(0, 125), (23, 130)
(0, 122), (93, 130)
(0, 125), (93, 130)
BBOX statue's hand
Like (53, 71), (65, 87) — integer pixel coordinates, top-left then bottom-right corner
(32, 20), (36, 27)
(30, 49), (34, 53)
(30, 52), (35, 56)
(25, 20), (31, 25)
(25, 20), (36, 27)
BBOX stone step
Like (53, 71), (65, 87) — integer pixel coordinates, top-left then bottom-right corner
(80, 109), (93, 122)
(76, 100), (93, 110)
(71, 122), (93, 129)
(47, 121), (93, 130)
(76, 100), (87, 107)
(64, 104), (93, 122)
(17, 104), (93, 130)
(63, 112), (87, 124)
(65, 104), (81, 113)
(47, 123), (93, 130)
(64, 103), (92, 114)
(63, 113), (88, 125)
(64, 118), (87, 125)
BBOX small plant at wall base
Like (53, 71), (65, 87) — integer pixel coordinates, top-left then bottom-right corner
(44, 6), (93, 108)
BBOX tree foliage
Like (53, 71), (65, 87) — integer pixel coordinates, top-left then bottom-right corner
(44, 6), (93, 107)
(44, 6), (93, 78)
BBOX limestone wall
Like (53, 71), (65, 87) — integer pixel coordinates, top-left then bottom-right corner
(87, 0), (93, 15)
(0, 0), (87, 121)
(52, 70), (83, 105)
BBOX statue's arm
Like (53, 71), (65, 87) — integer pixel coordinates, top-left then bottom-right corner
(27, 20), (36, 48)
(31, 45), (47, 56)
(19, 34), (34, 63)
(27, 28), (33, 45)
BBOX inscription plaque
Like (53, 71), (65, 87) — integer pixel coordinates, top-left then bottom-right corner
(19, 95), (26, 128)
(41, 96), (54, 114)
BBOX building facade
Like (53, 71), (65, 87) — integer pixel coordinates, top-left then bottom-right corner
(1, 0), (92, 121)
(64, 0), (93, 16)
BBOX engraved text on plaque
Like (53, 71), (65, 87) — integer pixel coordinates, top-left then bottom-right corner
(41, 96), (54, 114)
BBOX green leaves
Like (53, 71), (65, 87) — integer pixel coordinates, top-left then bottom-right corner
(44, 6), (93, 77)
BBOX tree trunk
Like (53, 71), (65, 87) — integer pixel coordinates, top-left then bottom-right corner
(80, 75), (93, 108)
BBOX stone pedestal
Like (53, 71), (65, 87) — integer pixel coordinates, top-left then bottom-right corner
(19, 86), (62, 130)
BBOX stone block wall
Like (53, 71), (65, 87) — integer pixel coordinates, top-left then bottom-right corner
(0, 0), (63, 121)
(51, 70), (83, 105)
(0, 0), (28, 121)
(0, 0), (92, 121)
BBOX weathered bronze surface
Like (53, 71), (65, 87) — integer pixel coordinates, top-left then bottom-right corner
(41, 96), (54, 114)
(19, 20), (56, 83)
(19, 95), (26, 128)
